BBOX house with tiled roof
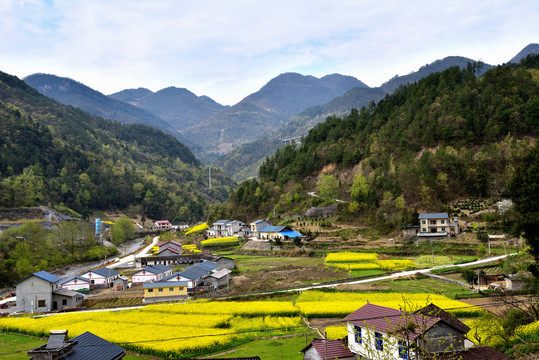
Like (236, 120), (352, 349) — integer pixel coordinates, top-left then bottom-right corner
(79, 267), (120, 288)
(28, 330), (125, 360)
(154, 220), (171, 230)
(301, 338), (356, 360)
(16, 271), (83, 313)
(207, 219), (249, 238)
(131, 264), (173, 284)
(59, 276), (92, 294)
(346, 303), (471, 359)
(249, 220), (271, 238)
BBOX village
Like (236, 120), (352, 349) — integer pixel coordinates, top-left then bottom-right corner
(0, 208), (533, 360)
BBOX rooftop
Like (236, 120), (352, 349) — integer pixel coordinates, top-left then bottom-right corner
(301, 339), (355, 359)
(83, 267), (120, 278)
(418, 212), (450, 219)
(143, 281), (188, 289)
(16, 270), (62, 285)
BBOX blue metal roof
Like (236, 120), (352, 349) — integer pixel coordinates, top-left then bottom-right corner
(280, 230), (302, 238)
(83, 267), (120, 278)
(214, 219), (230, 224)
(59, 276), (91, 285)
(143, 264), (171, 274)
(161, 272), (182, 282)
(143, 281), (188, 289)
(418, 213), (449, 219)
(258, 225), (289, 233)
(16, 270), (62, 285)
(252, 220), (266, 224)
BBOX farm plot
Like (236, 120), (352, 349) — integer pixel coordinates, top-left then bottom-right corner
(0, 301), (303, 359)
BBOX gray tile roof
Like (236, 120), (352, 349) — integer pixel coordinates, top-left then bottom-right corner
(208, 269), (231, 279)
(418, 212), (449, 219)
(66, 331), (125, 360)
(53, 288), (83, 298)
(141, 264), (172, 275)
(258, 225), (289, 233)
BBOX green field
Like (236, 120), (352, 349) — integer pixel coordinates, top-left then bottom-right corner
(212, 335), (313, 360)
(379, 278), (473, 299)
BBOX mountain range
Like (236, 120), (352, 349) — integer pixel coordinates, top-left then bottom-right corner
(22, 43), (539, 179)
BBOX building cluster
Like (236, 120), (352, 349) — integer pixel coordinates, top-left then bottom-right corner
(140, 259), (232, 303)
(301, 302), (511, 360)
(15, 268), (123, 313)
(207, 219), (302, 240)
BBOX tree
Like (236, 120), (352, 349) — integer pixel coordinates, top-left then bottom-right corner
(111, 217), (135, 245)
(509, 144), (539, 274)
(318, 175), (339, 200)
(497, 199), (513, 224)
(461, 267), (476, 284)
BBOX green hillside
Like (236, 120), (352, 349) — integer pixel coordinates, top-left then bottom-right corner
(0, 71), (234, 221)
(215, 57), (539, 227)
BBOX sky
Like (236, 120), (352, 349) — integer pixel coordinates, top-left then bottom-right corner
(0, 0), (538, 105)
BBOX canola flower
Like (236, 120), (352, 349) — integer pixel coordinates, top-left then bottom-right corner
(325, 325), (348, 339)
(515, 320), (539, 342)
(185, 223), (209, 235)
(377, 259), (415, 271)
(326, 263), (381, 270)
(296, 290), (482, 318)
(201, 237), (239, 246)
(325, 252), (379, 263)
(0, 301), (301, 358)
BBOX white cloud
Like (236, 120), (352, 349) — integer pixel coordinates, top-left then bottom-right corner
(0, 0), (537, 104)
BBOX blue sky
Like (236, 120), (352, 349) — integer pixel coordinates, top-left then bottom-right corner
(0, 0), (537, 105)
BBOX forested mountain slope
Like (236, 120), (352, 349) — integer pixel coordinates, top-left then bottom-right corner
(214, 58), (493, 181)
(0, 71), (234, 221)
(24, 73), (175, 133)
(216, 56), (539, 225)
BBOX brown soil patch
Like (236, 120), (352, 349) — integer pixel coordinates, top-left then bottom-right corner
(228, 265), (342, 295)
(459, 295), (531, 316)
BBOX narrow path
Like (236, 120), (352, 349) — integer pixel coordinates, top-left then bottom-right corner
(109, 235), (160, 269)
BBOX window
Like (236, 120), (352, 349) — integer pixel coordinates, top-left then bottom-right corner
(37, 300), (46, 307)
(441, 219), (445, 224)
(158, 288), (163, 292)
(179, 287), (184, 290)
(62, 299), (67, 306)
(441, 227), (446, 232)
(148, 289), (153, 293)
(421, 220), (426, 224)
(169, 288), (174, 291)
(398, 340), (408, 359)
(354, 325), (362, 344)
(375, 332), (383, 351)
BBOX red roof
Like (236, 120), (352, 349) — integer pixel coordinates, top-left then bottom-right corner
(157, 247), (181, 255)
(436, 346), (512, 360)
(157, 240), (182, 247)
(347, 303), (440, 341)
(301, 339), (355, 359)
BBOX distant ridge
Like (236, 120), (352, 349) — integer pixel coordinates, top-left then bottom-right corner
(24, 73), (173, 132)
(509, 43), (539, 63)
(109, 86), (225, 131)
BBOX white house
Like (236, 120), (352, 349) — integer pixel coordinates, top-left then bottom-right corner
(346, 303), (469, 359)
(250, 220), (271, 238)
(257, 225), (302, 240)
(418, 213), (459, 237)
(207, 220), (249, 238)
(131, 264), (172, 284)
(154, 220), (171, 230)
(79, 267), (120, 288)
(59, 276), (92, 294)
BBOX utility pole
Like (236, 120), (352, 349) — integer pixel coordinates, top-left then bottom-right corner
(208, 167), (212, 190)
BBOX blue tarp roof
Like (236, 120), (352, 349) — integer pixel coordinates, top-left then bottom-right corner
(280, 230), (302, 238)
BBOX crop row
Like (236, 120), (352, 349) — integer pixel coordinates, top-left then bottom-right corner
(201, 237), (240, 246)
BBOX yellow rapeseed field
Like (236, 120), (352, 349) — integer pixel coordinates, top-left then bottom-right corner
(185, 223), (209, 235)
(200, 236), (239, 246)
(325, 252), (378, 263)
(296, 290), (481, 318)
(325, 325), (348, 339)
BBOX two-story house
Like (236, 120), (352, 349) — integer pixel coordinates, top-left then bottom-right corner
(250, 220), (271, 238)
(207, 220), (249, 238)
(418, 213), (459, 237)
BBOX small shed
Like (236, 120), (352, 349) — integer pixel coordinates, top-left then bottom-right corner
(215, 256), (235, 270)
(114, 276), (129, 290)
(205, 269), (232, 289)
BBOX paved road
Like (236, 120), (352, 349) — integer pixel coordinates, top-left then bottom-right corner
(109, 235), (160, 269)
